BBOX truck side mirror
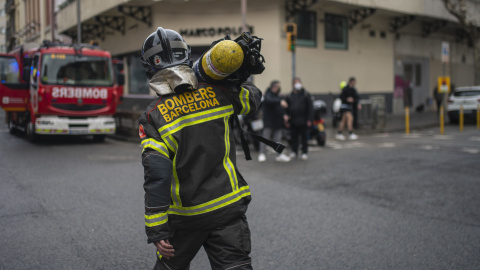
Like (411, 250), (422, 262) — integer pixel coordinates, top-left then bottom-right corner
(22, 66), (31, 83)
(117, 74), (125, 86)
(22, 57), (32, 83)
(23, 57), (32, 67)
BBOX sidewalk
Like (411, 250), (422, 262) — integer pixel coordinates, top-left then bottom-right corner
(384, 111), (439, 132)
(111, 110), (442, 142)
(324, 110), (440, 138)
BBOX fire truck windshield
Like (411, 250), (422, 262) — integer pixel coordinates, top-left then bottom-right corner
(40, 54), (113, 86)
(0, 56), (20, 83)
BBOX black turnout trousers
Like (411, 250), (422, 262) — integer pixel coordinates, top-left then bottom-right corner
(154, 216), (252, 270)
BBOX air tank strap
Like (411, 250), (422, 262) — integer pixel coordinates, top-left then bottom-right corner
(234, 115), (285, 161)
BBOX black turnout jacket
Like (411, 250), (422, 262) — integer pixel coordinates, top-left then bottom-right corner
(139, 81), (261, 243)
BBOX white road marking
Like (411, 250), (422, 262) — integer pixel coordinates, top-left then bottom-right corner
(378, 142), (396, 148)
(326, 141), (366, 149)
(469, 137), (480, 142)
(419, 145), (438, 150)
(373, 133), (390, 138)
(403, 134), (422, 138)
(433, 135), (454, 140)
(327, 141), (343, 149)
(462, 148), (479, 154)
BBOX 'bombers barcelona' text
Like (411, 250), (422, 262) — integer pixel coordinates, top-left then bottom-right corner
(157, 87), (220, 122)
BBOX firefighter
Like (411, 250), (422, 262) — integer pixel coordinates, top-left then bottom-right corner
(139, 27), (263, 270)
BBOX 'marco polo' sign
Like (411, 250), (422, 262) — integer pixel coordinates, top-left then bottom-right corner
(179, 26), (254, 38)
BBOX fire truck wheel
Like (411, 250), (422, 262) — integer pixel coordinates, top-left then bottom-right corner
(93, 135), (106, 142)
(26, 122), (38, 142)
(7, 114), (15, 134)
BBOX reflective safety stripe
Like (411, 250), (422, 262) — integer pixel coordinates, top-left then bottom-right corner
(239, 87), (250, 115)
(145, 212), (168, 227)
(171, 142), (182, 207)
(223, 116), (238, 190)
(158, 105), (234, 138)
(168, 186), (250, 216)
(141, 138), (169, 157)
(163, 135), (177, 154)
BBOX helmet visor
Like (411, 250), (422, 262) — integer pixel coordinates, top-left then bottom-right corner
(143, 40), (190, 69)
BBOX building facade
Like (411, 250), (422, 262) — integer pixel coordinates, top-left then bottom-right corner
(10, 0), (479, 115)
(0, 0), (6, 52)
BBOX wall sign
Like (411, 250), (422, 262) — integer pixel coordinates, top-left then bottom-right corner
(179, 26), (254, 38)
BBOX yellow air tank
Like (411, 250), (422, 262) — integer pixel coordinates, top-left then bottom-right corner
(201, 40), (244, 80)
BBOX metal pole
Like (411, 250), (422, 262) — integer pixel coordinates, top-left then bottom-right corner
(405, 106), (410, 134)
(440, 106), (444, 135)
(241, 0), (247, 32)
(40, 0), (45, 42)
(77, 0), (81, 43)
(459, 105), (464, 132)
(292, 51), (296, 81)
(51, 0), (55, 42)
(477, 104), (480, 130)
(440, 62), (446, 134)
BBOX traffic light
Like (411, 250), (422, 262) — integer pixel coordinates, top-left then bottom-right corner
(284, 23), (297, 52)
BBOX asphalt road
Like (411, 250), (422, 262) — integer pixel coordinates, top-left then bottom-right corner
(1, 110), (479, 269)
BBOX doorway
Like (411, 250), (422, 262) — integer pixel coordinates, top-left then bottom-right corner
(400, 57), (430, 112)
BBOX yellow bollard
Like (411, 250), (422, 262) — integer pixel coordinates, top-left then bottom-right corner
(405, 106), (410, 134)
(459, 105), (464, 132)
(477, 104), (480, 130)
(440, 106), (444, 135)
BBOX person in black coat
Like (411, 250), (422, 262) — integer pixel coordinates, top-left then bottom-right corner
(258, 80), (291, 162)
(336, 77), (360, 140)
(285, 77), (314, 160)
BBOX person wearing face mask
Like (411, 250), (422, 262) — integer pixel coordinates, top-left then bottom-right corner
(285, 77), (314, 160)
(258, 80), (291, 162)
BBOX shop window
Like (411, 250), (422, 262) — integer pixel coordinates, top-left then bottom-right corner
(294, 10), (317, 47)
(325, 13), (348, 50)
(128, 55), (149, 95)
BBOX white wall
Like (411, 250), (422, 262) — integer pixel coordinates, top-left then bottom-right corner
(394, 25), (475, 89)
(277, 6), (395, 95)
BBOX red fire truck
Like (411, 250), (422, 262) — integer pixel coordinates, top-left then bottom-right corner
(0, 42), (124, 141)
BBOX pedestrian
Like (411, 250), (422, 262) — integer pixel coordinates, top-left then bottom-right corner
(285, 77), (313, 160)
(336, 77), (361, 140)
(258, 80), (291, 162)
(138, 27), (263, 270)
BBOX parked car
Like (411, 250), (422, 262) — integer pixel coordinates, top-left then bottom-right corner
(447, 86), (480, 124)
